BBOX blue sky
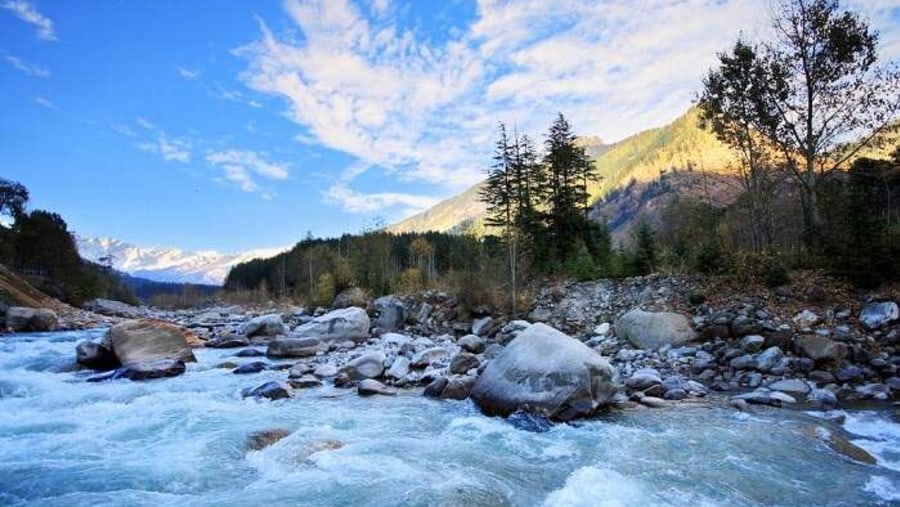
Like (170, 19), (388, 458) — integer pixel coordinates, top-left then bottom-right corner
(2, 0), (898, 252)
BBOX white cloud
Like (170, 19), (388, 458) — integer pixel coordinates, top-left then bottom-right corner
(205, 149), (290, 196)
(324, 183), (438, 214)
(177, 66), (200, 79)
(2, 1), (56, 41)
(33, 96), (56, 109)
(136, 116), (156, 130)
(110, 122), (137, 137)
(139, 134), (191, 163)
(4, 55), (50, 77)
(237, 0), (900, 215)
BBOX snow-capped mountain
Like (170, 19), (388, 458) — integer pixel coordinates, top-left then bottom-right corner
(76, 236), (287, 285)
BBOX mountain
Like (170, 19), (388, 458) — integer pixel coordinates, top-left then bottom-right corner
(76, 236), (286, 285)
(389, 107), (737, 235)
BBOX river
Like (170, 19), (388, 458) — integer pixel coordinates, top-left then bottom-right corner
(0, 329), (898, 506)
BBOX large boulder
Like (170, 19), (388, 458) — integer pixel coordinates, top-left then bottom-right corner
(373, 296), (407, 333)
(794, 335), (847, 367)
(470, 323), (619, 421)
(333, 287), (368, 309)
(266, 337), (322, 358)
(615, 309), (695, 350)
(338, 352), (385, 381)
(6, 307), (58, 332)
(76, 341), (120, 371)
(84, 299), (142, 318)
(860, 301), (899, 330)
(101, 319), (197, 365)
(293, 307), (370, 343)
(111, 359), (186, 381)
(240, 314), (287, 338)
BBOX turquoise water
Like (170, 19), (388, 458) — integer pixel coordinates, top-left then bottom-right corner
(0, 329), (898, 506)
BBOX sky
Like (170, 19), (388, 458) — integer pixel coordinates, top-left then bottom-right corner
(1, 0), (899, 252)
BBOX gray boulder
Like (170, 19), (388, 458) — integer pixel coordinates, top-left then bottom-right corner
(755, 346), (784, 372)
(266, 337), (322, 358)
(767, 379), (810, 395)
(6, 307), (58, 332)
(333, 287), (368, 309)
(615, 309), (695, 350)
(449, 352), (479, 375)
(240, 314), (286, 338)
(76, 341), (119, 371)
(339, 352), (385, 381)
(470, 323), (619, 421)
(86, 358), (187, 382)
(859, 301), (899, 330)
(740, 335), (765, 353)
(386, 356), (411, 380)
(458, 334), (486, 354)
(424, 375), (476, 400)
(625, 368), (663, 391)
(242, 381), (291, 400)
(358, 379), (396, 396)
(794, 335), (847, 366)
(472, 316), (494, 336)
(293, 307), (370, 343)
(411, 347), (451, 368)
(374, 296), (407, 332)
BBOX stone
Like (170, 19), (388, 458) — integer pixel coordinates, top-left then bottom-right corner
(289, 374), (323, 389)
(288, 363), (313, 378)
(664, 389), (688, 401)
(240, 314), (287, 338)
(411, 347), (451, 368)
(373, 296), (406, 332)
(247, 428), (291, 451)
(292, 307), (370, 343)
(808, 388), (839, 409)
(730, 316), (763, 338)
(730, 354), (756, 370)
(242, 381), (291, 400)
(625, 368), (663, 391)
(803, 426), (876, 465)
(266, 338), (322, 358)
(206, 336), (251, 348)
(740, 335), (765, 353)
(386, 356), (411, 380)
(615, 309), (695, 350)
(470, 323), (619, 421)
(793, 310), (820, 329)
(458, 334), (486, 354)
(332, 287), (368, 309)
(835, 366), (862, 382)
(449, 352), (479, 375)
(754, 346), (784, 373)
(639, 396), (669, 408)
(233, 361), (268, 374)
(500, 320), (531, 335)
(298, 439), (344, 461)
(313, 364), (338, 378)
(767, 379), (810, 396)
(860, 301), (899, 330)
(594, 323), (611, 336)
(216, 361), (239, 369)
(357, 378), (396, 396)
(472, 316), (494, 336)
(794, 336), (847, 367)
(732, 390), (795, 407)
(856, 383), (890, 400)
(339, 352), (385, 380)
(6, 307), (58, 332)
(76, 341), (120, 371)
(83, 299), (141, 318)
(235, 348), (265, 358)
(423, 377), (449, 398)
(442, 375), (477, 400)
(102, 319), (197, 365)
(111, 358), (186, 381)
(809, 370), (836, 384)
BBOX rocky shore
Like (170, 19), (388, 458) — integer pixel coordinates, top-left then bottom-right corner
(4, 274), (899, 434)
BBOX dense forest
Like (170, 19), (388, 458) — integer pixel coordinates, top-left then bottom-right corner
(0, 179), (138, 306)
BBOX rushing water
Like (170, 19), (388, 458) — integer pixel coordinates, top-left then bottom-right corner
(1, 330), (899, 506)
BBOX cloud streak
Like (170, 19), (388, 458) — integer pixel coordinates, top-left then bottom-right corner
(2, 1), (56, 41)
(4, 55), (50, 77)
(206, 149), (290, 197)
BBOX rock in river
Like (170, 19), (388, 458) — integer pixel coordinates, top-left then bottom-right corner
(101, 319), (198, 365)
(293, 307), (370, 343)
(267, 338), (322, 358)
(470, 323), (619, 421)
(6, 307), (57, 332)
(615, 309), (695, 350)
(240, 314), (287, 338)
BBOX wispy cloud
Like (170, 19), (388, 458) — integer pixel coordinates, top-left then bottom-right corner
(4, 55), (50, 77)
(139, 134), (192, 163)
(324, 183), (439, 214)
(136, 116), (156, 130)
(110, 122), (137, 138)
(205, 149), (290, 197)
(33, 96), (56, 109)
(237, 0), (899, 217)
(1, 1), (56, 41)
(177, 66), (200, 80)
